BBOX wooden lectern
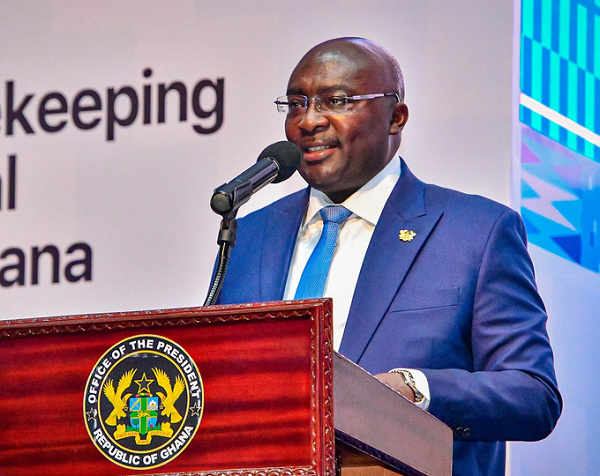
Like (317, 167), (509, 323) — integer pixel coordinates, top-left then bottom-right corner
(0, 300), (452, 476)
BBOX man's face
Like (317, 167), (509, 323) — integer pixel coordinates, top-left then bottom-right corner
(284, 46), (406, 203)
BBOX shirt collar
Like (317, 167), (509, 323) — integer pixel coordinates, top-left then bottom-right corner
(303, 155), (401, 228)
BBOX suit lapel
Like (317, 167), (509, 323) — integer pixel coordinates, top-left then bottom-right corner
(259, 189), (309, 301)
(339, 161), (443, 362)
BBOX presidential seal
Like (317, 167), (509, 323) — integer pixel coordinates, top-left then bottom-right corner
(83, 335), (204, 470)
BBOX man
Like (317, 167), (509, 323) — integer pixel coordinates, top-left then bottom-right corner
(216, 37), (561, 476)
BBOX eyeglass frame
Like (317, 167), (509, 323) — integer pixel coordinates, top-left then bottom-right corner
(274, 92), (401, 115)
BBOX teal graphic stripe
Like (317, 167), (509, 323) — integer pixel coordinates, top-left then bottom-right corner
(521, 0), (600, 162)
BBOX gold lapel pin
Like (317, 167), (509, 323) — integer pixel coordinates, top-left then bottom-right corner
(398, 229), (417, 242)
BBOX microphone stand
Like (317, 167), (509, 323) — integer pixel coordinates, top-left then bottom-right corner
(203, 211), (238, 306)
(203, 140), (300, 306)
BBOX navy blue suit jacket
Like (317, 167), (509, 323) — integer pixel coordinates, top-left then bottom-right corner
(216, 159), (562, 476)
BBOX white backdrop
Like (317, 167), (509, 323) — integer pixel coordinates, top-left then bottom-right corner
(0, 1), (514, 320)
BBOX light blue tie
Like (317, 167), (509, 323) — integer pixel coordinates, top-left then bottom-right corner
(294, 205), (353, 299)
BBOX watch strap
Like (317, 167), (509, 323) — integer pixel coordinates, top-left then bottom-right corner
(388, 368), (426, 404)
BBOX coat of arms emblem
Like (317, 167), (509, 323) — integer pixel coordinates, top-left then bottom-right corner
(83, 335), (203, 470)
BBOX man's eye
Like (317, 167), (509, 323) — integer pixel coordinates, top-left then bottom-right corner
(328, 96), (348, 108)
(288, 97), (305, 109)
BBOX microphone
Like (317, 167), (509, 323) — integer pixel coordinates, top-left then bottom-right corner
(210, 140), (301, 215)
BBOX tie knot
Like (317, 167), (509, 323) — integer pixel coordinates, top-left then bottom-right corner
(319, 205), (352, 225)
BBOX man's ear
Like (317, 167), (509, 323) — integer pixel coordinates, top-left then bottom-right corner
(389, 102), (409, 135)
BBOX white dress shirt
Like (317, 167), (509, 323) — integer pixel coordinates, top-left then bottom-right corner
(283, 156), (400, 350)
(283, 155), (431, 409)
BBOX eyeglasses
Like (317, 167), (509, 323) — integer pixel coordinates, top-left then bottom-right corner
(274, 92), (400, 115)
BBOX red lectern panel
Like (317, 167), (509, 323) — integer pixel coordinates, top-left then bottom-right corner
(0, 301), (335, 476)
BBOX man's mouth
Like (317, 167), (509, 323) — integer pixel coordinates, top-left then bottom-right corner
(302, 145), (336, 164)
(306, 145), (331, 153)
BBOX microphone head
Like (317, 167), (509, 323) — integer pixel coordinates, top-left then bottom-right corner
(257, 141), (302, 183)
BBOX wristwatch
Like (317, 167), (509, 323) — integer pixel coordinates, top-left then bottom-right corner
(389, 369), (425, 405)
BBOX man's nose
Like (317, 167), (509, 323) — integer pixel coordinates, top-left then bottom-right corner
(297, 101), (328, 131)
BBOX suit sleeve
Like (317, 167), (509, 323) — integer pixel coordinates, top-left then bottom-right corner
(422, 209), (562, 442)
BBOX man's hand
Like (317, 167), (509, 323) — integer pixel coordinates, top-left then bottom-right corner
(374, 372), (415, 402)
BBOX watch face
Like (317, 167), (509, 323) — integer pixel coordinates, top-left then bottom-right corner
(412, 390), (425, 404)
